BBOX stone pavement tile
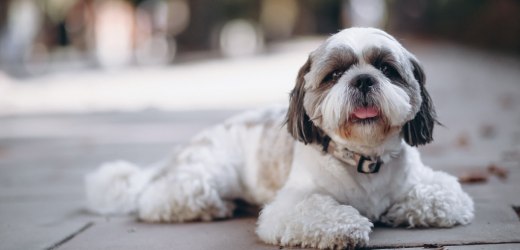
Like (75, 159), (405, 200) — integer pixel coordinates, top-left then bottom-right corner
(0, 221), (91, 250)
(0, 144), (173, 249)
(0, 111), (238, 143)
(462, 169), (520, 205)
(0, 199), (94, 250)
(60, 216), (292, 250)
(379, 243), (520, 250)
(369, 201), (520, 248)
(447, 243), (520, 250)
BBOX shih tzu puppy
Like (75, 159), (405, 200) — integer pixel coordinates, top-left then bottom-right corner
(86, 27), (474, 249)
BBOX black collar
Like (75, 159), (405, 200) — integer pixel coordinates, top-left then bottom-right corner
(321, 136), (384, 174)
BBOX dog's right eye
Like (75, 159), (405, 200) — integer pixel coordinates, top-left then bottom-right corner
(322, 70), (344, 84)
(379, 63), (399, 79)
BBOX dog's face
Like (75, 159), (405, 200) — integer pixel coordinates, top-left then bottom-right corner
(287, 28), (436, 148)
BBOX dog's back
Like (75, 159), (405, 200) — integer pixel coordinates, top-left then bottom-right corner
(85, 106), (295, 218)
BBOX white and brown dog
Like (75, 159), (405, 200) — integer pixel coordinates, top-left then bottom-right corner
(86, 27), (474, 249)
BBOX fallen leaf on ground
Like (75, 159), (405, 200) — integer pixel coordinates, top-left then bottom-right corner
(459, 171), (488, 184)
(455, 134), (470, 148)
(487, 164), (508, 179)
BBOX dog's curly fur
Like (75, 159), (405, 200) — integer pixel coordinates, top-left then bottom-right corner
(85, 28), (474, 249)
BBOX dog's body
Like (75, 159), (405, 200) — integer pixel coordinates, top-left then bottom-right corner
(86, 28), (474, 249)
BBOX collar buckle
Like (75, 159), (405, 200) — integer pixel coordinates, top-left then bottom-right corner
(357, 156), (383, 174)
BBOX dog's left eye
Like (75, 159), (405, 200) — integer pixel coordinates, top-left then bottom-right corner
(331, 71), (343, 80)
(322, 70), (344, 84)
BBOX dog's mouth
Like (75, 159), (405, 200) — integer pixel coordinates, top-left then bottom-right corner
(350, 106), (380, 124)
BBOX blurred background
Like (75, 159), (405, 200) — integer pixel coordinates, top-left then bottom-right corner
(0, 0), (519, 115)
(2, 0), (519, 73)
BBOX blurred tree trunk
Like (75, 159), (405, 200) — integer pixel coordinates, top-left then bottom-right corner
(176, 0), (261, 53)
(0, 0), (8, 31)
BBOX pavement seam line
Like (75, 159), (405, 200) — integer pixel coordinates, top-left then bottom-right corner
(44, 221), (94, 250)
(512, 205), (520, 220)
(365, 240), (520, 249)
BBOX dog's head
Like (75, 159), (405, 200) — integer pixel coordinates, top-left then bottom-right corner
(286, 27), (436, 149)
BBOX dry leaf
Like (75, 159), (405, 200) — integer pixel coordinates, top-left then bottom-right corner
(455, 133), (470, 148)
(487, 164), (508, 179)
(459, 171), (488, 184)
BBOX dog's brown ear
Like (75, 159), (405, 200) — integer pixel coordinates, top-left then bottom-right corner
(285, 57), (320, 144)
(403, 58), (438, 146)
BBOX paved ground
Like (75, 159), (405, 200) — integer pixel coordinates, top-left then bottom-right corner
(0, 41), (520, 249)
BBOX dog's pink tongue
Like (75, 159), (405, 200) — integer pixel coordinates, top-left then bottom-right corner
(353, 107), (379, 119)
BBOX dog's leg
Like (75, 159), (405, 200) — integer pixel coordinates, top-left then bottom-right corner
(257, 190), (373, 249)
(137, 160), (240, 222)
(381, 169), (474, 228)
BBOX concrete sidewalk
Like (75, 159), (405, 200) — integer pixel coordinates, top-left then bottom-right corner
(0, 42), (520, 249)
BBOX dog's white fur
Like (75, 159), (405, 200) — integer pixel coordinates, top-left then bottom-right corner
(85, 28), (474, 249)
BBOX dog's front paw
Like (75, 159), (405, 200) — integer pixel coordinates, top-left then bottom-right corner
(381, 174), (474, 228)
(307, 216), (372, 250)
(257, 194), (373, 249)
(282, 206), (372, 249)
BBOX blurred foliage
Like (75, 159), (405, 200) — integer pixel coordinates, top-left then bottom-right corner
(0, 0), (518, 77)
(386, 0), (520, 54)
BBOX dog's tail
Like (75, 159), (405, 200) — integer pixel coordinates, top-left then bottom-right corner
(85, 160), (158, 215)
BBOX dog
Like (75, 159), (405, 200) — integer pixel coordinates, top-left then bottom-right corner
(85, 27), (474, 249)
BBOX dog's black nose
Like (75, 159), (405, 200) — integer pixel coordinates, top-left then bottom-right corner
(352, 74), (375, 94)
